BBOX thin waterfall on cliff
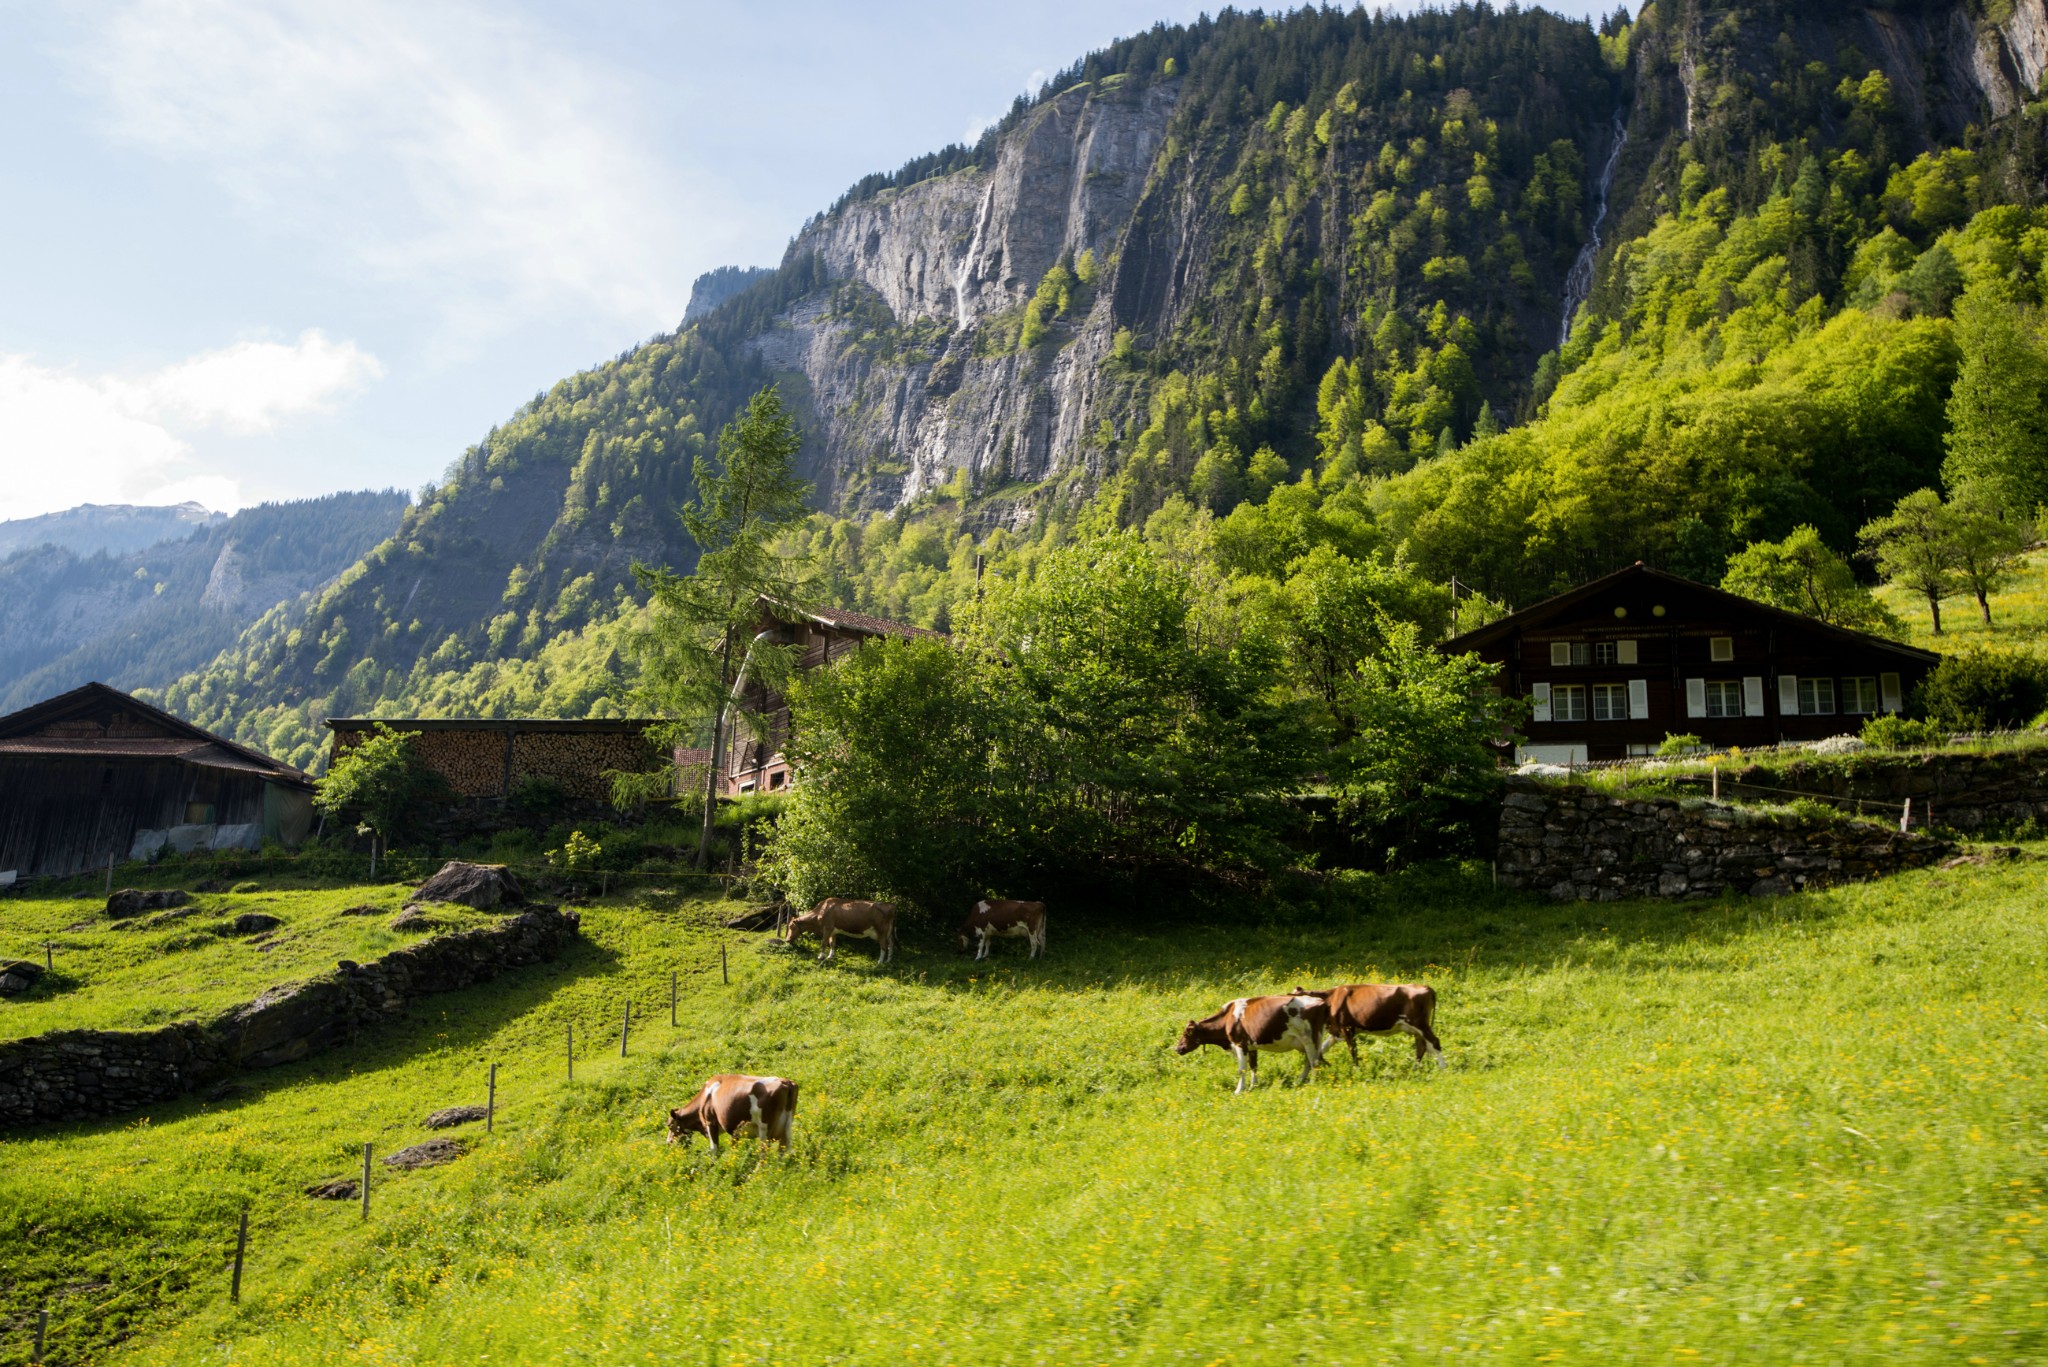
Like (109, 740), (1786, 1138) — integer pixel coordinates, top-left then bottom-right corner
(1558, 109), (1628, 349)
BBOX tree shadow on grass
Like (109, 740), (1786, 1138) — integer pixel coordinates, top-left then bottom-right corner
(863, 859), (1959, 1000)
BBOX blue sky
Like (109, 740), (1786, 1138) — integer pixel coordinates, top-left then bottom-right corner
(0, 1), (1616, 523)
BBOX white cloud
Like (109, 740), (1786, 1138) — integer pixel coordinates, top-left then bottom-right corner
(0, 332), (380, 523)
(74, 0), (743, 338)
(139, 333), (383, 434)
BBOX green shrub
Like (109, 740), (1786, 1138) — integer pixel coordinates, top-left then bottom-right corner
(1913, 650), (2048, 731)
(1860, 714), (1945, 749)
(1657, 733), (1707, 757)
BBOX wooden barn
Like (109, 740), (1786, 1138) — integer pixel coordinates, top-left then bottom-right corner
(1442, 562), (1941, 764)
(324, 717), (669, 802)
(0, 682), (315, 882)
(720, 602), (943, 796)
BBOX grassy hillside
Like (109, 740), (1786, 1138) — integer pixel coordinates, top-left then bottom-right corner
(0, 885), (495, 1041)
(3, 859), (2043, 1363)
(1873, 546), (2048, 661)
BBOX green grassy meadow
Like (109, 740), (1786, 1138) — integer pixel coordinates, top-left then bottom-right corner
(0, 883), (494, 1040)
(1874, 547), (2048, 660)
(2, 860), (2045, 1364)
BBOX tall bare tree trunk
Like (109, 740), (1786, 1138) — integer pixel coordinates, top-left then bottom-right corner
(696, 631), (734, 871)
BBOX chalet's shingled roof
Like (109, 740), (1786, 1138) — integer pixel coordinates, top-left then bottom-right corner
(767, 599), (945, 640)
(0, 682), (314, 787)
(1441, 562), (1940, 664)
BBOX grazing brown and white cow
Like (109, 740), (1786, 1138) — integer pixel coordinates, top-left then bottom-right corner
(783, 897), (897, 964)
(955, 898), (1047, 960)
(666, 1074), (798, 1151)
(1173, 994), (1330, 1093)
(1292, 982), (1444, 1067)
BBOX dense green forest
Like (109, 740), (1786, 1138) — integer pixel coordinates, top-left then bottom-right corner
(0, 491), (407, 717)
(144, 0), (2048, 768)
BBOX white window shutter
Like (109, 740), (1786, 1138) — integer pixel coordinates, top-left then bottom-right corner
(1685, 678), (1707, 718)
(1627, 678), (1649, 719)
(1617, 639), (1638, 665)
(1743, 677), (1765, 717)
(1779, 674), (1800, 715)
(1880, 672), (1903, 713)
(1550, 642), (1570, 667)
(1532, 682), (1552, 722)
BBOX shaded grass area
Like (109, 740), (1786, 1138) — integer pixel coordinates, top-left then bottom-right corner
(0, 883), (500, 1040)
(2, 864), (2045, 1363)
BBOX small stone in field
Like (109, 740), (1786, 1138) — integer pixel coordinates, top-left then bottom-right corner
(422, 1104), (489, 1129)
(382, 1138), (465, 1170)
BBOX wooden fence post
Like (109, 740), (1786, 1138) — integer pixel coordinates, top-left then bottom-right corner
(487, 1063), (497, 1133)
(33, 1306), (46, 1364)
(1711, 764), (1719, 802)
(1900, 797), (1912, 833)
(361, 1143), (372, 1220)
(722, 943), (729, 986)
(670, 971), (677, 1027)
(620, 1000), (631, 1057)
(43, 942), (52, 972)
(105, 854), (114, 897)
(230, 1209), (249, 1303)
(566, 1024), (574, 1082)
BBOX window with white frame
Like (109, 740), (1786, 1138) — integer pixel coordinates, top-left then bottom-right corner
(1710, 637), (1735, 662)
(1591, 683), (1629, 720)
(1843, 677), (1879, 715)
(1798, 677), (1837, 715)
(1549, 641), (1592, 667)
(1594, 641), (1618, 665)
(1552, 684), (1587, 721)
(1705, 680), (1743, 718)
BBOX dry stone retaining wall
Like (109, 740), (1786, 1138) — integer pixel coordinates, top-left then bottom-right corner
(1495, 776), (1953, 902)
(1705, 750), (2048, 834)
(0, 907), (580, 1129)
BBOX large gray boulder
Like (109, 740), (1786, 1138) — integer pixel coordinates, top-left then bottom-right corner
(106, 888), (188, 919)
(410, 862), (525, 910)
(0, 961), (43, 996)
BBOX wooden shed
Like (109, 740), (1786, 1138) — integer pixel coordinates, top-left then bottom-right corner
(324, 717), (669, 802)
(0, 682), (315, 881)
(1442, 562), (1941, 764)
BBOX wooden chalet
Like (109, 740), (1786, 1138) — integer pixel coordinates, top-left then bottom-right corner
(1442, 563), (1940, 764)
(0, 682), (315, 881)
(721, 602), (943, 796)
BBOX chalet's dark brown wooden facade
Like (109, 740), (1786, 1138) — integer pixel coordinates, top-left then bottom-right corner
(1442, 563), (1940, 764)
(721, 603), (942, 796)
(0, 683), (315, 881)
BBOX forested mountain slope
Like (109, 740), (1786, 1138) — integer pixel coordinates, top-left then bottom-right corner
(155, 0), (2048, 766)
(0, 491), (406, 718)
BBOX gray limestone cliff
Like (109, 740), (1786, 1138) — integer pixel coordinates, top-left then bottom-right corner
(745, 81), (1179, 520)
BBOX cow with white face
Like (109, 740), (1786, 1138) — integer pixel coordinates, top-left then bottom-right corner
(667, 1074), (798, 1151)
(1173, 993), (1330, 1093)
(954, 898), (1047, 960)
(783, 897), (897, 964)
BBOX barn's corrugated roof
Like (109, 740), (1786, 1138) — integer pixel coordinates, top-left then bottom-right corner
(0, 682), (314, 787)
